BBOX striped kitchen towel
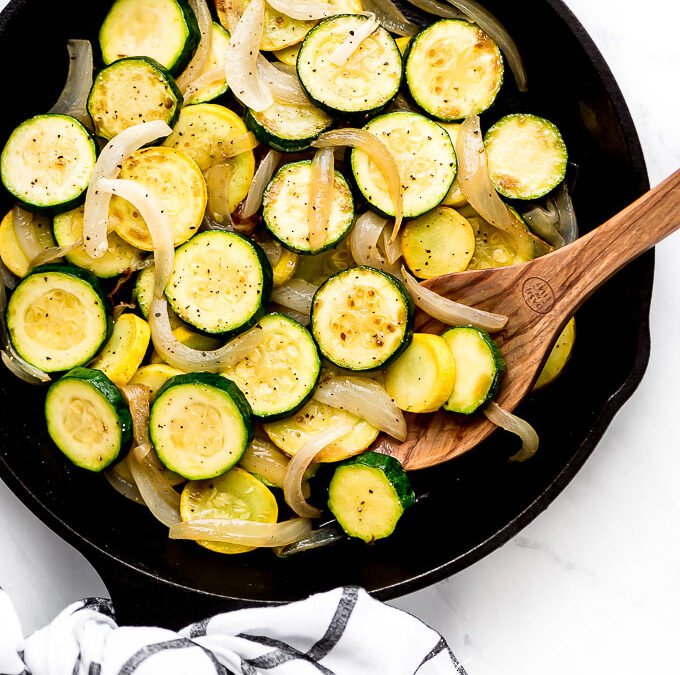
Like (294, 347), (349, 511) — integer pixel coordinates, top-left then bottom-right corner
(0, 586), (465, 674)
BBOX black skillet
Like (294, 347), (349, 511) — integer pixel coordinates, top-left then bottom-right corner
(0, 0), (651, 628)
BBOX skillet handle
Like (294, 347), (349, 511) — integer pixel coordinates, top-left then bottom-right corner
(88, 551), (251, 630)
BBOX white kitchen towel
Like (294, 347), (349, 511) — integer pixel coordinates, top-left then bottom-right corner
(0, 586), (466, 675)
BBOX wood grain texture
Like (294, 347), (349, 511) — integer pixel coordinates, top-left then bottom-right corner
(375, 169), (680, 470)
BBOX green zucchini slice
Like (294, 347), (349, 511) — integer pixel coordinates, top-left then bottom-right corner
(485, 114), (568, 200)
(442, 326), (505, 414)
(150, 372), (254, 480)
(186, 23), (231, 105)
(166, 231), (273, 335)
(87, 57), (183, 140)
(45, 367), (132, 471)
(405, 19), (504, 122)
(53, 206), (143, 279)
(221, 313), (320, 419)
(245, 100), (334, 153)
(0, 115), (97, 213)
(311, 266), (414, 371)
(297, 15), (403, 115)
(99, 0), (200, 74)
(7, 264), (110, 372)
(263, 160), (355, 255)
(351, 111), (456, 219)
(328, 451), (415, 543)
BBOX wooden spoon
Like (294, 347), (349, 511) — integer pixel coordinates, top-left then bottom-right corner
(376, 169), (680, 470)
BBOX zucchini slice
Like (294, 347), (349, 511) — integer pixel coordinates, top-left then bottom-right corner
(99, 0), (200, 74)
(439, 123), (466, 208)
(245, 100), (334, 153)
(129, 363), (185, 401)
(442, 326), (505, 414)
(53, 206), (143, 278)
(87, 57), (183, 141)
(166, 231), (273, 335)
(89, 313), (151, 387)
(297, 15), (403, 115)
(162, 104), (255, 212)
(134, 265), (183, 329)
(385, 333), (456, 413)
(328, 451), (415, 543)
(110, 146), (206, 251)
(485, 114), (568, 200)
(311, 266), (414, 371)
(351, 112), (456, 218)
(150, 372), (254, 480)
(401, 206), (475, 279)
(45, 367), (132, 472)
(405, 19), (504, 122)
(180, 467), (278, 554)
(1, 115), (97, 213)
(264, 399), (379, 463)
(534, 317), (576, 390)
(0, 209), (55, 278)
(262, 160), (355, 255)
(221, 313), (320, 419)
(185, 23), (231, 105)
(272, 247), (299, 286)
(7, 265), (109, 372)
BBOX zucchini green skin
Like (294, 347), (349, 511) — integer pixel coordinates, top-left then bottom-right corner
(441, 326), (506, 414)
(244, 108), (334, 154)
(166, 231), (273, 337)
(0, 115), (98, 214)
(87, 57), (183, 141)
(310, 266), (415, 371)
(328, 451), (415, 542)
(99, 0), (200, 75)
(296, 15), (403, 117)
(45, 367), (133, 471)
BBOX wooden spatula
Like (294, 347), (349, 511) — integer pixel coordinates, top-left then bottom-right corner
(376, 169), (680, 470)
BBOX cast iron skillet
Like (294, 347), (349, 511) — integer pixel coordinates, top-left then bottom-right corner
(0, 0), (651, 629)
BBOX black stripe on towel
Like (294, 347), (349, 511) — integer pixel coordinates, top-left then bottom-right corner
(239, 635), (334, 674)
(418, 637), (468, 675)
(307, 586), (360, 662)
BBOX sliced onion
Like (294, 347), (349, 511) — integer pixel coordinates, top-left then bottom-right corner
(183, 67), (225, 104)
(329, 14), (380, 67)
(360, 0), (418, 36)
(48, 39), (94, 129)
(406, 0), (465, 18)
(271, 303), (310, 326)
(176, 0), (213, 94)
(241, 149), (281, 218)
(204, 163), (235, 231)
(523, 202), (565, 249)
(308, 148), (334, 252)
(239, 437), (290, 488)
(256, 237), (282, 268)
(402, 266), (507, 333)
(128, 446), (182, 527)
(314, 129), (402, 241)
(266, 0), (336, 20)
(275, 521), (345, 557)
(0, 281), (50, 384)
(554, 182), (579, 244)
(348, 211), (400, 275)
(391, 92), (415, 112)
(112, 301), (136, 321)
(484, 400), (539, 463)
(444, 0), (527, 92)
(29, 240), (83, 270)
(120, 384), (152, 447)
(96, 178), (174, 297)
(314, 376), (407, 441)
(150, 298), (265, 372)
(257, 56), (309, 105)
(224, 0), (273, 112)
(456, 115), (534, 260)
(169, 516), (312, 546)
(284, 424), (353, 517)
(381, 224), (402, 264)
(13, 207), (44, 261)
(104, 469), (145, 505)
(83, 121), (172, 258)
(271, 279), (317, 314)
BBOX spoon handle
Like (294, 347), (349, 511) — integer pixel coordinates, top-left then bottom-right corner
(532, 168), (680, 318)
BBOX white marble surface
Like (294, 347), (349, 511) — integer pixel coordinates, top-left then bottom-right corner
(1, 2), (679, 673)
